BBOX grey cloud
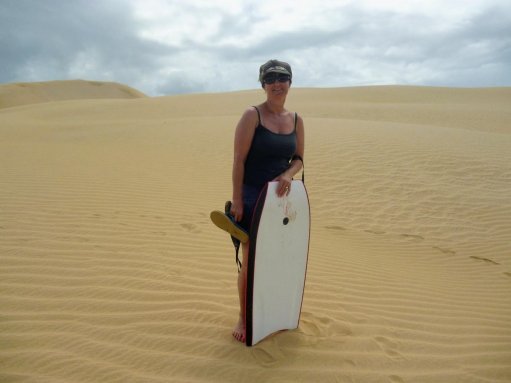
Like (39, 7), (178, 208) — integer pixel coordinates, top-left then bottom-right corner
(1, 1), (510, 95)
(155, 71), (208, 95)
(408, 5), (511, 86)
(0, 0), (174, 93)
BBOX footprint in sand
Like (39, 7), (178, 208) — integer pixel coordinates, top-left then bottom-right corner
(299, 312), (353, 341)
(389, 375), (405, 383)
(503, 272), (511, 278)
(325, 225), (346, 231)
(470, 256), (500, 265)
(400, 233), (424, 242)
(432, 246), (456, 256)
(180, 223), (201, 234)
(375, 336), (404, 359)
(251, 341), (285, 367)
(365, 229), (386, 235)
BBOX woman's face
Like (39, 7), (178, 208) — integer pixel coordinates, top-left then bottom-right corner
(263, 73), (291, 98)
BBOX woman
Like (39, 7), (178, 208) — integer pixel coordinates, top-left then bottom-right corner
(230, 59), (304, 343)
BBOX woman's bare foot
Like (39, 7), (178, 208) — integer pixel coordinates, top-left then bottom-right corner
(232, 317), (246, 343)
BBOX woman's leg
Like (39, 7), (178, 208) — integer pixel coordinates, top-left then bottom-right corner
(232, 241), (249, 342)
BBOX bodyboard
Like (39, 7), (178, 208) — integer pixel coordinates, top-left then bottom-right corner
(246, 180), (310, 346)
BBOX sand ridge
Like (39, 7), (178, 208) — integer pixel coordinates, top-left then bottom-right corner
(0, 80), (146, 109)
(1, 81), (510, 382)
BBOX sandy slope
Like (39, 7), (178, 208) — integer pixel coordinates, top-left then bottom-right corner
(1, 81), (510, 383)
(0, 80), (146, 109)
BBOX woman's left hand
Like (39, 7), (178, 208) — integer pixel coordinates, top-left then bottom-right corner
(273, 174), (292, 197)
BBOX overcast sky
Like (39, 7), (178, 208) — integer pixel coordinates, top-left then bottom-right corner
(1, 0), (511, 95)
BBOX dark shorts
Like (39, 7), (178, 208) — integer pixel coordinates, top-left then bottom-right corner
(239, 184), (263, 232)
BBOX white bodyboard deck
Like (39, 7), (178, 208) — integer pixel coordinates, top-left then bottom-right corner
(246, 180), (310, 346)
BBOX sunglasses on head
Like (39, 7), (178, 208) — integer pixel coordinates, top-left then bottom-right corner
(263, 73), (291, 84)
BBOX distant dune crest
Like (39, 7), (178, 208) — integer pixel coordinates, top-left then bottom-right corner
(0, 80), (146, 109)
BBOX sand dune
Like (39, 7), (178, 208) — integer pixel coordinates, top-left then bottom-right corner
(1, 81), (510, 382)
(0, 80), (146, 109)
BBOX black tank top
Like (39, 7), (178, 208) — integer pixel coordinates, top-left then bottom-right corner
(243, 107), (297, 188)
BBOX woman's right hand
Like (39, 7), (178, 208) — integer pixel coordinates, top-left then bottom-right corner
(230, 199), (244, 223)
